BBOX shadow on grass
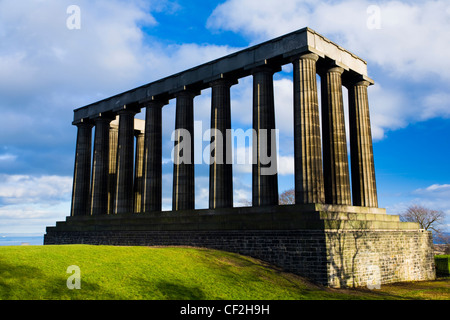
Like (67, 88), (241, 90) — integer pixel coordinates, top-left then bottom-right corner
(0, 259), (109, 300)
(155, 280), (207, 300)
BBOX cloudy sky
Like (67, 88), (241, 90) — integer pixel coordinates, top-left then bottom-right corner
(0, 0), (449, 234)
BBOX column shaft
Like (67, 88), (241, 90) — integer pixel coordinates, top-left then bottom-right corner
(114, 108), (137, 214)
(321, 66), (352, 205)
(143, 101), (164, 212)
(252, 66), (279, 206)
(71, 121), (93, 217)
(209, 79), (234, 209)
(173, 92), (195, 211)
(90, 116), (113, 215)
(107, 125), (118, 214)
(348, 80), (378, 207)
(292, 54), (325, 204)
(133, 130), (145, 213)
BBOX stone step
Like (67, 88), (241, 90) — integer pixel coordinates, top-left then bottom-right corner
(51, 213), (418, 233)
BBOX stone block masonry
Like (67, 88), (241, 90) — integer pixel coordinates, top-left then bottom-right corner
(44, 228), (434, 288)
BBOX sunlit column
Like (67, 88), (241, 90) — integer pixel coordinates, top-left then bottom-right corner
(292, 53), (325, 204)
(347, 78), (378, 207)
(133, 129), (145, 213)
(320, 64), (351, 205)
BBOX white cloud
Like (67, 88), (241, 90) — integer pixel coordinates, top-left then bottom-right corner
(0, 174), (72, 233)
(278, 156), (294, 176)
(0, 154), (17, 162)
(0, 174), (72, 205)
(207, 0), (450, 139)
(413, 184), (450, 198)
(0, 0), (239, 150)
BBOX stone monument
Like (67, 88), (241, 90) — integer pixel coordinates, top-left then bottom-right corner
(44, 27), (435, 288)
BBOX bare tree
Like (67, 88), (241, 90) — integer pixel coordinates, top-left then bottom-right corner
(279, 188), (295, 205)
(400, 204), (445, 234)
(238, 188), (296, 206)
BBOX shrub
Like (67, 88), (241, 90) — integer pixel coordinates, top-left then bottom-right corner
(435, 255), (450, 276)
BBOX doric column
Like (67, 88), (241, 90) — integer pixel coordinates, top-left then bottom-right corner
(252, 65), (279, 206)
(107, 123), (118, 214)
(142, 100), (166, 212)
(173, 90), (197, 211)
(90, 114), (115, 216)
(347, 78), (378, 207)
(292, 53), (325, 204)
(114, 105), (139, 214)
(71, 120), (93, 217)
(209, 78), (235, 209)
(133, 129), (145, 213)
(320, 64), (352, 205)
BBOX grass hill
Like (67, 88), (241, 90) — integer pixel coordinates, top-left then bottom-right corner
(0, 245), (448, 300)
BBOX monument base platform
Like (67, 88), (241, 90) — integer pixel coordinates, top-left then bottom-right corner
(44, 204), (436, 288)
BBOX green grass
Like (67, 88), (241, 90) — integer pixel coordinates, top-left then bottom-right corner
(0, 245), (448, 300)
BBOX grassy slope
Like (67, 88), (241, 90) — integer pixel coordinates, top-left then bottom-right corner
(0, 245), (448, 300)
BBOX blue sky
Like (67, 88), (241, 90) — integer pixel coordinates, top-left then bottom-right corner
(0, 0), (449, 234)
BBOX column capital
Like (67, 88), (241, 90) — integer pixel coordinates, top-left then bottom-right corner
(317, 59), (346, 76)
(208, 76), (238, 88)
(140, 97), (169, 109)
(250, 64), (282, 75)
(72, 118), (93, 127)
(113, 102), (141, 114)
(342, 71), (375, 88)
(90, 112), (117, 123)
(290, 52), (320, 63)
(170, 86), (201, 98)
(245, 59), (282, 75)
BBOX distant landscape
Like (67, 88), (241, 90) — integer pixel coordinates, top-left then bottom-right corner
(0, 234), (43, 246)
